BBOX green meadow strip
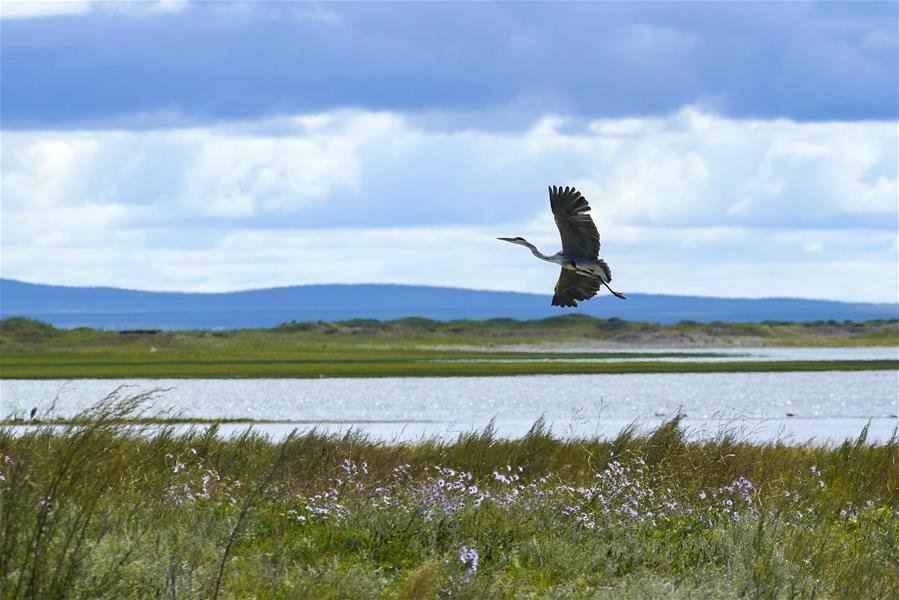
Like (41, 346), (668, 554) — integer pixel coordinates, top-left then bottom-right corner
(1, 358), (896, 379)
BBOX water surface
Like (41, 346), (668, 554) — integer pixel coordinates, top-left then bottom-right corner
(3, 369), (897, 444)
(431, 346), (899, 363)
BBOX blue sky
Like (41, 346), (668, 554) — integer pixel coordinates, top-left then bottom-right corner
(1, 1), (897, 302)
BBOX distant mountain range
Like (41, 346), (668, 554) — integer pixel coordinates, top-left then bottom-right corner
(0, 278), (895, 330)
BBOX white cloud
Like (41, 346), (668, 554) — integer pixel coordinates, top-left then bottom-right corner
(1, 109), (896, 301)
(0, 1), (90, 19)
(803, 242), (824, 253)
(0, 0), (187, 19)
(290, 3), (340, 25)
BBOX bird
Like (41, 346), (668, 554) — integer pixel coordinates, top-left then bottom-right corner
(498, 185), (626, 307)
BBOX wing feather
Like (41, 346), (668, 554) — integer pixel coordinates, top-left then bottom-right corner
(550, 185), (600, 259)
(551, 269), (600, 307)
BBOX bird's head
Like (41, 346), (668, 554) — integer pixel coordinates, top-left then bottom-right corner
(497, 236), (530, 246)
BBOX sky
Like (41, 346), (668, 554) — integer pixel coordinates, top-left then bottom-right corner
(1, 1), (897, 302)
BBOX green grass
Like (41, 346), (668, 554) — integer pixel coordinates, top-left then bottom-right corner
(2, 357), (896, 379)
(2, 391), (897, 598)
(1, 317), (897, 379)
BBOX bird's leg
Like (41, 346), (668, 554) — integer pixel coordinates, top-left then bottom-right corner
(602, 281), (626, 299)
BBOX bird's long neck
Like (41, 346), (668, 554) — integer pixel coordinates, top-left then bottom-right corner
(522, 240), (553, 262)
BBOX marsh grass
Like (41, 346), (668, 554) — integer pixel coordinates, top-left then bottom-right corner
(2, 316), (896, 379)
(1, 391), (897, 598)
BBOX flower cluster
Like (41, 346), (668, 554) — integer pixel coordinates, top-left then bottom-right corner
(292, 459), (372, 522)
(299, 487), (347, 521)
(164, 448), (232, 506)
(0, 453), (17, 483)
(413, 466), (482, 520)
(288, 456), (764, 535)
(441, 545), (480, 595)
(278, 455), (886, 594)
(810, 465), (825, 488)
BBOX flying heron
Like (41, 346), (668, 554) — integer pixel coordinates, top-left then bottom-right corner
(498, 186), (626, 307)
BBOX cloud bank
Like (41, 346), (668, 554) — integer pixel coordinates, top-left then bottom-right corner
(2, 2), (895, 126)
(2, 109), (896, 302)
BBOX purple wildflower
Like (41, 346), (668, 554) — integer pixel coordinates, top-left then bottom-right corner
(459, 545), (479, 575)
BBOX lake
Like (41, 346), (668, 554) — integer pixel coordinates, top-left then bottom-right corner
(3, 353), (897, 443)
(428, 346), (899, 362)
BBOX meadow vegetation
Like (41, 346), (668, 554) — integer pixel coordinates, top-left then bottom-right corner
(1, 317), (896, 379)
(1, 390), (897, 598)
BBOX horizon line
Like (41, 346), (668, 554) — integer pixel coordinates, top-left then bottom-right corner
(2, 277), (896, 307)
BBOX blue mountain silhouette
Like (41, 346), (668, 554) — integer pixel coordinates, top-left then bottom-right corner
(1, 278), (895, 330)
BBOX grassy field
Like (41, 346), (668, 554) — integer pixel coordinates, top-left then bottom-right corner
(2, 391), (897, 598)
(1, 317), (896, 379)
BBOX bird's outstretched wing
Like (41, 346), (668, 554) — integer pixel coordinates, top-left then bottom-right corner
(549, 186), (600, 259)
(552, 269), (600, 307)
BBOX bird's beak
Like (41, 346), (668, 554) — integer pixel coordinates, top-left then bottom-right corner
(497, 237), (517, 243)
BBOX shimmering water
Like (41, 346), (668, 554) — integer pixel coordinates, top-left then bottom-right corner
(3, 368), (897, 444)
(430, 346), (899, 363)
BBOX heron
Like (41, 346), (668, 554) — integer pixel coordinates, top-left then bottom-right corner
(498, 185), (626, 307)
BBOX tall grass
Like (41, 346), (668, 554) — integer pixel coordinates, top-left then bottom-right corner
(1, 391), (897, 598)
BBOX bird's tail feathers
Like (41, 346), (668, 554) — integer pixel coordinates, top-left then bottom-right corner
(596, 259), (612, 282)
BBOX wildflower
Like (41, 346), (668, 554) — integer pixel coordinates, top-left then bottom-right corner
(698, 491), (707, 500)
(493, 471), (511, 484)
(459, 545), (479, 575)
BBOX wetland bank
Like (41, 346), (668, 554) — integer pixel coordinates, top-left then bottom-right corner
(1, 316), (896, 379)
